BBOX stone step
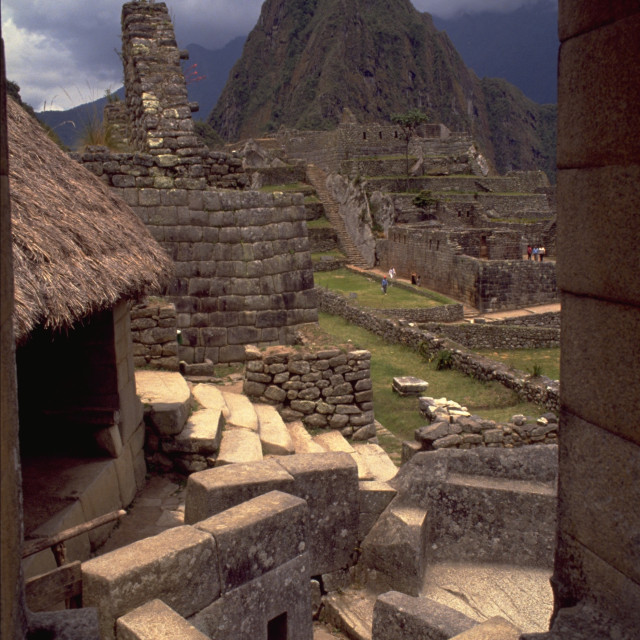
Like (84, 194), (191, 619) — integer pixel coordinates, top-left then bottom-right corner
(313, 431), (373, 481)
(322, 588), (375, 640)
(214, 428), (263, 467)
(221, 391), (258, 432)
(286, 421), (326, 454)
(135, 370), (191, 436)
(254, 404), (295, 456)
(191, 383), (229, 419)
(352, 443), (398, 483)
(162, 409), (224, 457)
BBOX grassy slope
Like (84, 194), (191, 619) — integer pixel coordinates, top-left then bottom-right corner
(318, 312), (546, 458)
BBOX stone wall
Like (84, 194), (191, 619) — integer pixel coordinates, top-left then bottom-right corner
(551, 2), (640, 635)
(378, 226), (558, 312)
(242, 345), (375, 439)
(131, 300), (179, 370)
(420, 322), (560, 350)
(316, 288), (559, 412)
(491, 311), (560, 328)
(76, 147), (318, 364)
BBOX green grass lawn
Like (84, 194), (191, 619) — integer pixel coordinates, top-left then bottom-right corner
(474, 348), (560, 381)
(306, 217), (333, 229)
(317, 313), (547, 460)
(314, 268), (453, 309)
(311, 249), (346, 261)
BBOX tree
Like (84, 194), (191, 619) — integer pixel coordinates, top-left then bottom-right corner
(391, 109), (430, 190)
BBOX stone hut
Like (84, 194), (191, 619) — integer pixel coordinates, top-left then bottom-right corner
(7, 96), (173, 583)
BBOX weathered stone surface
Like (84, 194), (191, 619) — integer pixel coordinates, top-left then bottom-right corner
(195, 491), (308, 591)
(392, 376), (429, 396)
(162, 409), (223, 455)
(190, 555), (312, 640)
(353, 443), (398, 483)
(214, 428), (263, 466)
(28, 608), (101, 640)
(116, 599), (209, 640)
(184, 458), (294, 524)
(221, 391), (258, 431)
(136, 370), (191, 435)
(359, 502), (429, 596)
(286, 421), (325, 454)
(415, 422), (450, 445)
(448, 616), (521, 639)
(191, 384), (228, 416)
(372, 591), (475, 640)
(255, 403), (295, 455)
(275, 453), (359, 575)
(358, 481), (397, 542)
(82, 526), (219, 640)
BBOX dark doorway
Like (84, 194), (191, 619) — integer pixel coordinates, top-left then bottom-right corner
(267, 612), (287, 640)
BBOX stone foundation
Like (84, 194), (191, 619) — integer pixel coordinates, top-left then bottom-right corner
(243, 345), (375, 439)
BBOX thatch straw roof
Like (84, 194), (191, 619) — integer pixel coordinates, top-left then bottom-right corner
(7, 97), (173, 343)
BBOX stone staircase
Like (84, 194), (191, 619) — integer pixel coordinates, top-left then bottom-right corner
(136, 371), (397, 483)
(306, 164), (370, 268)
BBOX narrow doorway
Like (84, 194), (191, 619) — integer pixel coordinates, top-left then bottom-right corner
(267, 612), (288, 640)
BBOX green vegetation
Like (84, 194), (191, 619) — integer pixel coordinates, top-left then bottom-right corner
(317, 313), (546, 456)
(474, 348), (560, 381)
(390, 109), (430, 186)
(306, 217), (333, 229)
(311, 249), (345, 261)
(314, 268), (453, 309)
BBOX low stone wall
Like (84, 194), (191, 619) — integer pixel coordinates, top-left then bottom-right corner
(242, 345), (375, 439)
(490, 311), (560, 328)
(131, 301), (179, 370)
(316, 288), (559, 412)
(420, 322), (560, 349)
(308, 227), (338, 252)
(313, 258), (348, 272)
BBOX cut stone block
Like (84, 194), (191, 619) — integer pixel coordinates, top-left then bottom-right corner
(359, 502), (429, 597)
(113, 445), (137, 508)
(353, 443), (398, 483)
(221, 391), (258, 431)
(116, 599), (210, 640)
(135, 370), (191, 436)
(162, 409), (223, 455)
(275, 453), (359, 576)
(195, 491), (308, 592)
(322, 589), (375, 640)
(392, 376), (429, 396)
(358, 481), (397, 542)
(312, 432), (372, 481)
(255, 404), (295, 455)
(184, 459), (295, 524)
(449, 616), (521, 640)
(215, 428), (263, 467)
(78, 461), (123, 551)
(191, 383), (228, 417)
(372, 591), (475, 640)
(190, 555), (312, 640)
(286, 421), (325, 453)
(82, 526), (219, 640)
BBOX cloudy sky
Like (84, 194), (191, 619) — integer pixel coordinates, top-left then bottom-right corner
(3, 0), (552, 111)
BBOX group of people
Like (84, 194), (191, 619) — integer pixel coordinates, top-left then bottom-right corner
(526, 245), (547, 262)
(381, 267), (421, 294)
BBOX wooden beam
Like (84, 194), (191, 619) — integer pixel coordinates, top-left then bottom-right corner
(25, 561), (82, 612)
(22, 509), (126, 558)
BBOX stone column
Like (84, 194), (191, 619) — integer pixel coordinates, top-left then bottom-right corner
(555, 0), (640, 628)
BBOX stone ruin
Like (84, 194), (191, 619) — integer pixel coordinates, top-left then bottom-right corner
(76, 1), (318, 368)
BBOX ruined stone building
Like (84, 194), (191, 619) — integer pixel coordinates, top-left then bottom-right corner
(1, 1), (639, 638)
(76, 1), (317, 368)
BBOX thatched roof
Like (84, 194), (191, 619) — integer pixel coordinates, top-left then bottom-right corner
(7, 97), (173, 343)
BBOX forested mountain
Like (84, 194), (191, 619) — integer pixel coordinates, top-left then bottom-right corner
(209, 0), (556, 178)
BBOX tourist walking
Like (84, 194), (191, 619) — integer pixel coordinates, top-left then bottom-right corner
(381, 276), (388, 294)
(532, 246), (539, 261)
(527, 245), (532, 260)
(539, 246), (546, 262)
(388, 267), (396, 286)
